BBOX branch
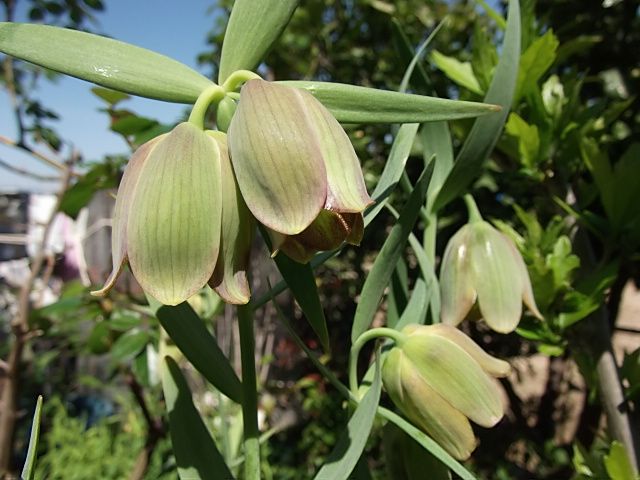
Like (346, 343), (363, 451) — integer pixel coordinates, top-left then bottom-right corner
(0, 157), (60, 181)
(0, 134), (67, 172)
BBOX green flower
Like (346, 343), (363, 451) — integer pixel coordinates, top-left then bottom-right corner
(382, 324), (511, 460)
(440, 220), (542, 333)
(92, 123), (253, 306)
(227, 79), (372, 263)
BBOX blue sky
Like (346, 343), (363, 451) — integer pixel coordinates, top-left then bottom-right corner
(0, 0), (218, 192)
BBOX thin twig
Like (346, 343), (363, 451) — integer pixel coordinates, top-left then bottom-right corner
(0, 157), (60, 181)
(0, 134), (67, 172)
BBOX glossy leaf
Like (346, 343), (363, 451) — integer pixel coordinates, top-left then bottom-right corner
(162, 356), (233, 479)
(314, 356), (382, 480)
(433, 0), (521, 212)
(218, 0), (298, 82)
(273, 253), (330, 352)
(0, 22), (213, 103)
(21, 395), (43, 480)
(352, 165), (433, 343)
(157, 303), (243, 403)
(279, 81), (499, 124)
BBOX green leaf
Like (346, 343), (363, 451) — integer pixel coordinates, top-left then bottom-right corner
(218, 0), (298, 83)
(430, 50), (483, 95)
(352, 165), (433, 343)
(272, 254), (330, 352)
(604, 441), (637, 480)
(157, 303), (243, 403)
(279, 81), (499, 124)
(505, 112), (540, 168)
(21, 395), (43, 480)
(111, 115), (158, 136)
(314, 355), (382, 480)
(162, 356), (233, 480)
(110, 330), (149, 362)
(0, 22), (213, 103)
(433, 0), (520, 212)
(91, 86), (130, 105)
(514, 30), (559, 103)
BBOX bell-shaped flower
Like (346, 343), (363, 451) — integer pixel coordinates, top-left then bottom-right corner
(92, 122), (252, 306)
(440, 220), (542, 333)
(227, 79), (372, 262)
(382, 324), (511, 460)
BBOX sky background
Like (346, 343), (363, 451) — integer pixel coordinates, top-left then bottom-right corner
(0, 0), (219, 192)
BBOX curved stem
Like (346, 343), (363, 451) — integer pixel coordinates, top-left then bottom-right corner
(238, 304), (260, 480)
(463, 194), (483, 223)
(187, 85), (226, 130)
(349, 327), (406, 397)
(222, 69), (262, 93)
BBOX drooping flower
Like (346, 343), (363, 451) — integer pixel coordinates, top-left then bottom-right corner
(382, 324), (511, 460)
(227, 79), (372, 263)
(440, 220), (542, 333)
(92, 122), (252, 306)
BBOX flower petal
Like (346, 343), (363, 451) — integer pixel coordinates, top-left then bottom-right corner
(207, 133), (254, 305)
(127, 123), (222, 305)
(91, 135), (165, 297)
(439, 225), (476, 326)
(506, 239), (543, 320)
(228, 79), (327, 235)
(296, 88), (373, 212)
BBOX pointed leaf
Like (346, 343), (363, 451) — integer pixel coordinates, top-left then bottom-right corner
(218, 0), (297, 83)
(0, 22), (213, 103)
(352, 165), (433, 343)
(279, 81), (500, 124)
(314, 355), (382, 480)
(433, 0), (521, 211)
(430, 50), (483, 95)
(229, 80), (326, 235)
(273, 253), (330, 352)
(157, 303), (242, 403)
(162, 356), (234, 479)
(127, 123), (222, 305)
(21, 395), (43, 480)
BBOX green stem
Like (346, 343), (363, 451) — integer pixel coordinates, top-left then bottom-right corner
(463, 194), (483, 223)
(349, 327), (406, 397)
(222, 69), (262, 93)
(188, 84), (226, 129)
(238, 304), (260, 480)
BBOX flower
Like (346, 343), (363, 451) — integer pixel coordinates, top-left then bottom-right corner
(227, 79), (372, 263)
(381, 324), (511, 460)
(92, 122), (252, 306)
(440, 220), (542, 333)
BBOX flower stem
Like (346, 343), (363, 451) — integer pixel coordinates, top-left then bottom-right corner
(349, 327), (406, 397)
(222, 69), (262, 93)
(463, 194), (483, 223)
(238, 303), (260, 480)
(188, 84), (226, 129)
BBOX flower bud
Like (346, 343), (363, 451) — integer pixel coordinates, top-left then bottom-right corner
(382, 324), (510, 460)
(92, 122), (223, 306)
(440, 220), (542, 333)
(227, 79), (372, 262)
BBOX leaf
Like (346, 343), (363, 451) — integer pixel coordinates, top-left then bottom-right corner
(430, 50), (483, 95)
(279, 81), (499, 124)
(604, 441), (637, 480)
(218, 0), (298, 83)
(273, 254), (330, 352)
(21, 395), (43, 480)
(0, 22), (213, 103)
(157, 303), (243, 403)
(91, 86), (130, 105)
(162, 356), (233, 480)
(433, 0), (520, 212)
(110, 115), (158, 136)
(110, 330), (150, 362)
(505, 112), (540, 168)
(352, 165), (433, 343)
(514, 30), (559, 103)
(314, 354), (382, 480)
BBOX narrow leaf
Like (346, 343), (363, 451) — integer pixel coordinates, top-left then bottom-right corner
(219, 0), (298, 82)
(279, 81), (499, 124)
(314, 356), (382, 480)
(0, 23), (213, 103)
(352, 165), (433, 343)
(273, 254), (330, 352)
(21, 395), (43, 480)
(433, 0), (521, 212)
(162, 356), (234, 480)
(157, 303), (243, 403)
